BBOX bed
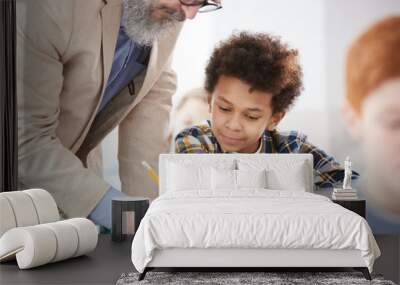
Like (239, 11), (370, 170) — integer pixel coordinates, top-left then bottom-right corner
(131, 154), (380, 281)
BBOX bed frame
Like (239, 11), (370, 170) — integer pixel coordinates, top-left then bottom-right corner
(139, 248), (371, 280)
(137, 154), (372, 281)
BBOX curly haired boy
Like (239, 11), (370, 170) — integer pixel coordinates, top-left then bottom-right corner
(175, 32), (358, 189)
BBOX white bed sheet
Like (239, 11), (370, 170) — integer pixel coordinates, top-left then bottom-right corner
(131, 190), (380, 273)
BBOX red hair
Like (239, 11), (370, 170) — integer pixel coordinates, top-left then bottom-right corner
(346, 16), (400, 113)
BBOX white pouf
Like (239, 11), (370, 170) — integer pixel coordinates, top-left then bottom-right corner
(0, 190), (98, 269)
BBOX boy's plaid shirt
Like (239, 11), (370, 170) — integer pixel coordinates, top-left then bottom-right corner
(175, 121), (359, 189)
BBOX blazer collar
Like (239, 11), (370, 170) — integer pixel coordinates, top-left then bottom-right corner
(133, 23), (183, 104)
(100, 0), (122, 94)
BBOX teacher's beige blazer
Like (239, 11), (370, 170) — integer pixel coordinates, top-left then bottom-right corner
(17, 0), (182, 218)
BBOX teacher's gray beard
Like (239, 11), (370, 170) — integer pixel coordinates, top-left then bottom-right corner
(122, 0), (185, 46)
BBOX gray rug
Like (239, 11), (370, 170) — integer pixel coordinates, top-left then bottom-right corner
(116, 272), (396, 285)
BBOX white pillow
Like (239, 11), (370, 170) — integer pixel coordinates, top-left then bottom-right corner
(266, 162), (307, 191)
(236, 169), (267, 189)
(238, 159), (309, 191)
(167, 162), (211, 191)
(211, 169), (268, 190)
(211, 168), (236, 190)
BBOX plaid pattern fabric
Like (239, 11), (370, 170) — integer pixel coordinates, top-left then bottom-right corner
(175, 121), (359, 189)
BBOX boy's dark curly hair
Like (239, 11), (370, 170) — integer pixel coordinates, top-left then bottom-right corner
(205, 32), (303, 114)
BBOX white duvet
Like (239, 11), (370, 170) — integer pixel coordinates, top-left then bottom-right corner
(131, 190), (380, 273)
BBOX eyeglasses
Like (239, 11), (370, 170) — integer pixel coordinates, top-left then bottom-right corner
(179, 0), (222, 13)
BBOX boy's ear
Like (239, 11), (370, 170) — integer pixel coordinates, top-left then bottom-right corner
(267, 112), (285, 131)
(207, 94), (212, 113)
(341, 99), (363, 140)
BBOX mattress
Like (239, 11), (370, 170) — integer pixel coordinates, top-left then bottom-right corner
(131, 190), (380, 273)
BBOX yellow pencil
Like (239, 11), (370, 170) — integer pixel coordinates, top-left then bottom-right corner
(141, 161), (159, 187)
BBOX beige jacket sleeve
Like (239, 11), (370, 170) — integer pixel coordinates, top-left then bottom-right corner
(17, 1), (109, 218)
(118, 58), (177, 200)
